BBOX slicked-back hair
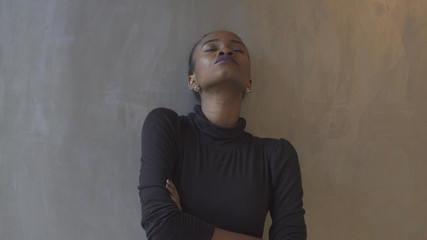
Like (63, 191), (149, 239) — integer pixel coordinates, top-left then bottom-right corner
(187, 33), (208, 102)
(188, 33), (208, 76)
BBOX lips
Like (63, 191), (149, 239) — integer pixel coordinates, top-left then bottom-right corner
(215, 55), (237, 64)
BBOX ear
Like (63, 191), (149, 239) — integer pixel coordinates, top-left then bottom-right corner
(188, 75), (195, 89)
(247, 79), (252, 89)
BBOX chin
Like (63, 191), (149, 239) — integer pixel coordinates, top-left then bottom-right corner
(204, 76), (246, 92)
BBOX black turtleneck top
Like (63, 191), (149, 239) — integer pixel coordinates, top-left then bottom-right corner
(138, 106), (306, 240)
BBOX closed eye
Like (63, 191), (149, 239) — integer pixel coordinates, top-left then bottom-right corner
(234, 49), (245, 53)
(204, 48), (217, 52)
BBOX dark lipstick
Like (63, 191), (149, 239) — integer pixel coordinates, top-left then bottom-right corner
(215, 55), (237, 64)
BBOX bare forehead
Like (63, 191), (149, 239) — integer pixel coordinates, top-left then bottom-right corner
(199, 31), (245, 47)
(204, 31), (243, 41)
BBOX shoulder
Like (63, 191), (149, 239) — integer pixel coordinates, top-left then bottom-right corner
(261, 138), (302, 192)
(261, 137), (299, 167)
(273, 138), (297, 155)
(143, 107), (183, 127)
(254, 136), (297, 155)
(145, 107), (179, 122)
(142, 107), (187, 136)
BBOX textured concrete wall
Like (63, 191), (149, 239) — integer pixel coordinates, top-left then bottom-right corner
(1, 0), (426, 239)
(242, 1), (427, 239)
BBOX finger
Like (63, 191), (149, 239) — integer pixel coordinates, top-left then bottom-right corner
(167, 179), (177, 190)
(167, 189), (180, 209)
(168, 188), (178, 200)
(166, 180), (180, 199)
(170, 194), (182, 211)
(170, 195), (182, 211)
(167, 181), (180, 204)
(168, 188), (178, 203)
(165, 179), (173, 192)
(170, 187), (180, 201)
(170, 194), (177, 203)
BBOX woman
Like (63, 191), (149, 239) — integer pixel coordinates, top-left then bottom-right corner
(138, 30), (306, 240)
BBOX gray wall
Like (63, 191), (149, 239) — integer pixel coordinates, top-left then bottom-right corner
(1, 0), (426, 239)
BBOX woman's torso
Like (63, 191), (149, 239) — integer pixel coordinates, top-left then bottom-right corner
(173, 108), (276, 237)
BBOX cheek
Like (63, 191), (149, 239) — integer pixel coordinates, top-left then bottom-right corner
(241, 61), (251, 77)
(194, 58), (211, 75)
(200, 57), (213, 67)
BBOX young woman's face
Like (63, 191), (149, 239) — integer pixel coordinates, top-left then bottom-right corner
(191, 31), (251, 96)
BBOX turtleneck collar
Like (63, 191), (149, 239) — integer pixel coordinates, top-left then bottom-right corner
(188, 105), (249, 151)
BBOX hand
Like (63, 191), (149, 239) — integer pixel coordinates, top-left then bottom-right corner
(166, 179), (182, 211)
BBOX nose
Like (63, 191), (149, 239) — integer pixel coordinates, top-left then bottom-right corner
(219, 48), (233, 56)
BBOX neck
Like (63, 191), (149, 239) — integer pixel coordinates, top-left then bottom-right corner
(200, 92), (243, 127)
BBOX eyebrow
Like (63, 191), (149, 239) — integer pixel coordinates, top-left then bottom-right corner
(201, 39), (247, 49)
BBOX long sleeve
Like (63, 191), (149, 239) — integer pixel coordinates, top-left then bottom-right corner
(268, 139), (307, 240)
(138, 108), (215, 240)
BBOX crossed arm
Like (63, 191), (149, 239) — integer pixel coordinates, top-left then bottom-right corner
(165, 179), (262, 240)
